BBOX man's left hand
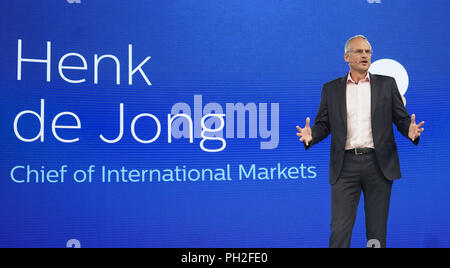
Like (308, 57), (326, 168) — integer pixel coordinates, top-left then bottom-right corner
(408, 114), (424, 141)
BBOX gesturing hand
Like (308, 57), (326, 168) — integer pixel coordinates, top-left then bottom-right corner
(408, 114), (424, 141)
(296, 117), (312, 146)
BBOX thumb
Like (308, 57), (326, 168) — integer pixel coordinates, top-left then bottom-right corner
(411, 114), (416, 124)
(306, 117), (310, 128)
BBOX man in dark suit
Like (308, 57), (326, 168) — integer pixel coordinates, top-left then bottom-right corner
(296, 35), (424, 248)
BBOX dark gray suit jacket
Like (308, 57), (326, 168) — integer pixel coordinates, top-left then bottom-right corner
(305, 73), (419, 185)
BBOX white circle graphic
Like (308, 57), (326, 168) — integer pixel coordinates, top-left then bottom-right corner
(369, 59), (409, 96)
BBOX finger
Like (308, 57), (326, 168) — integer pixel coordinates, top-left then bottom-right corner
(296, 126), (302, 132)
(418, 128), (424, 133)
(417, 121), (425, 128)
(411, 114), (415, 124)
(305, 117), (310, 128)
(296, 133), (302, 137)
(300, 137), (304, 142)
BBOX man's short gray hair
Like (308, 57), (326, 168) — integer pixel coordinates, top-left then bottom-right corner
(344, 35), (372, 54)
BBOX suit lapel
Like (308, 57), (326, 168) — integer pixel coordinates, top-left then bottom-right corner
(337, 74), (348, 131)
(370, 73), (380, 117)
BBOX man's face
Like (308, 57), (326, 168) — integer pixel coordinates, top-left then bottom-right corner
(344, 38), (372, 73)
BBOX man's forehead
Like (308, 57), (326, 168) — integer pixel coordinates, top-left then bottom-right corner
(350, 38), (371, 48)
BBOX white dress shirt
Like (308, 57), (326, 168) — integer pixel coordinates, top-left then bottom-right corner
(345, 72), (375, 150)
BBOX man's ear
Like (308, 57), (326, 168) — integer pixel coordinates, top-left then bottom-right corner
(344, 53), (349, 63)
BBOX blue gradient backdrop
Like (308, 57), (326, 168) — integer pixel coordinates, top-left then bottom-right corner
(0, 0), (449, 247)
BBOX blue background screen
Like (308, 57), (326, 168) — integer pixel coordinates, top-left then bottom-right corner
(0, 0), (449, 247)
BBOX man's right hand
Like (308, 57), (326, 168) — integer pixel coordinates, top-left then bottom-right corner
(296, 117), (312, 146)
